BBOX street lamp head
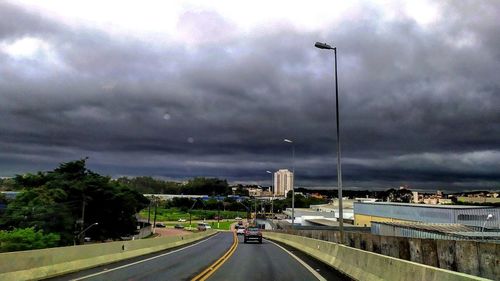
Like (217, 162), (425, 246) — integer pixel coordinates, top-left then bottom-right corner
(283, 139), (293, 143)
(487, 214), (493, 220)
(315, 42), (334, 50)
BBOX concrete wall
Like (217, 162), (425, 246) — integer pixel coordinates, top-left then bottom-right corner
(0, 230), (215, 281)
(276, 229), (499, 280)
(264, 232), (490, 281)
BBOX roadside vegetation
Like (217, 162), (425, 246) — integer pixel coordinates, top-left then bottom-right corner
(139, 208), (244, 222)
(0, 159), (149, 251)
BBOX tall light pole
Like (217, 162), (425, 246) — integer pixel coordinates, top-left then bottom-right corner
(266, 170), (274, 216)
(315, 41), (344, 243)
(481, 214), (493, 240)
(74, 222), (98, 246)
(283, 138), (295, 228)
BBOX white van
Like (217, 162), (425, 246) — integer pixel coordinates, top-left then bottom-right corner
(197, 223), (212, 231)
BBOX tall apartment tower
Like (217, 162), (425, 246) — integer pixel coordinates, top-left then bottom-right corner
(273, 169), (294, 196)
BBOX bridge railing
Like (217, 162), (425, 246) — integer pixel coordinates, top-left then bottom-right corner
(263, 232), (491, 281)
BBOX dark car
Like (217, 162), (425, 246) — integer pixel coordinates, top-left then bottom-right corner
(244, 227), (262, 243)
(155, 222), (166, 228)
(174, 224), (185, 229)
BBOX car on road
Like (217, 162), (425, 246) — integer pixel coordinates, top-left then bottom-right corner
(244, 227), (262, 243)
(174, 224), (185, 229)
(178, 218), (186, 222)
(235, 225), (245, 235)
(197, 223), (212, 231)
(235, 217), (242, 220)
(155, 222), (166, 228)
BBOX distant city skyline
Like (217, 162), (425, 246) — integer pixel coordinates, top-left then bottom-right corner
(0, 1), (499, 190)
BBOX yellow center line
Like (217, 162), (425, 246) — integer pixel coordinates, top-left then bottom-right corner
(191, 232), (238, 281)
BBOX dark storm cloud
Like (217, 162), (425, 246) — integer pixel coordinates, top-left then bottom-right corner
(0, 1), (499, 190)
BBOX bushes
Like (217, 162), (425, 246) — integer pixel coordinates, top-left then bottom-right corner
(0, 227), (60, 252)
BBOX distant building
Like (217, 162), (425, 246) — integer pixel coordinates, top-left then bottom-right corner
(273, 169), (293, 196)
(412, 192), (420, 203)
(309, 193), (327, 200)
(248, 187), (262, 197)
(354, 201), (500, 229)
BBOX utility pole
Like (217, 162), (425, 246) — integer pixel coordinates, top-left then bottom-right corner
(153, 197), (158, 231)
(217, 201), (220, 229)
(147, 201), (151, 224)
(78, 195), (86, 245)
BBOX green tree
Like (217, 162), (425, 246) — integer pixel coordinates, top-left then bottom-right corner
(0, 178), (16, 191)
(183, 178), (230, 195)
(0, 193), (7, 205)
(0, 159), (149, 245)
(117, 177), (181, 194)
(0, 227), (60, 252)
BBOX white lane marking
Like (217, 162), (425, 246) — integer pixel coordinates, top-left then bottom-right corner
(70, 233), (220, 281)
(264, 239), (327, 281)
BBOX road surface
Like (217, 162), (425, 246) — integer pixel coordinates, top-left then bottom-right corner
(46, 232), (349, 281)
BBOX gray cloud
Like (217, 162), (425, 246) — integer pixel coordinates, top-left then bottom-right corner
(0, 1), (499, 190)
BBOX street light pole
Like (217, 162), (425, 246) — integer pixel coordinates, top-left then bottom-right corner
(481, 214), (493, 240)
(74, 222), (98, 246)
(315, 41), (344, 243)
(266, 170), (274, 217)
(284, 139), (295, 229)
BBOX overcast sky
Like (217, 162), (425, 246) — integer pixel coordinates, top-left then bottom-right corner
(1, 0), (499, 191)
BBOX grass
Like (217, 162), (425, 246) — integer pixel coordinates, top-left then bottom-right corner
(139, 207), (245, 222)
(154, 220), (234, 231)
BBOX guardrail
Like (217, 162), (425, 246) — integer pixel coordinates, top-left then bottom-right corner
(0, 230), (216, 281)
(263, 232), (491, 281)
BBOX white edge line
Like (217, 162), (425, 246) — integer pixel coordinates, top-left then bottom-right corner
(70, 233), (219, 281)
(264, 238), (327, 281)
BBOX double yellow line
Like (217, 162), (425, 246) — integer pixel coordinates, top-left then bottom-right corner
(191, 232), (238, 281)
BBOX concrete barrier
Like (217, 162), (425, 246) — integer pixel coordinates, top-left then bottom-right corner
(278, 229), (499, 279)
(263, 232), (491, 281)
(0, 230), (216, 281)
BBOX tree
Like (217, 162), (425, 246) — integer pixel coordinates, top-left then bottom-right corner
(0, 193), (7, 205)
(0, 227), (60, 252)
(0, 159), (149, 245)
(0, 178), (16, 191)
(384, 188), (413, 203)
(183, 178), (230, 195)
(117, 177), (181, 194)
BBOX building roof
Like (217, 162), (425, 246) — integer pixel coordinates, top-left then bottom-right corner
(372, 221), (500, 241)
(355, 201), (497, 209)
(372, 221), (478, 232)
(448, 232), (500, 238)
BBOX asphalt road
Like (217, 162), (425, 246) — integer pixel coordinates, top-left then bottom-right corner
(209, 235), (349, 281)
(46, 232), (350, 281)
(46, 232), (233, 281)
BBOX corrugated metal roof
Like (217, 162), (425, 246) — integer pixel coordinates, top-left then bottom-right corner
(449, 232), (500, 238)
(355, 201), (496, 209)
(372, 221), (478, 233)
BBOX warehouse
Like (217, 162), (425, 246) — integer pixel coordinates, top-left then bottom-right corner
(371, 221), (500, 242)
(354, 201), (500, 229)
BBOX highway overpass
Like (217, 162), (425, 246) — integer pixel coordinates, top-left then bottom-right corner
(44, 232), (346, 281)
(0, 230), (488, 281)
